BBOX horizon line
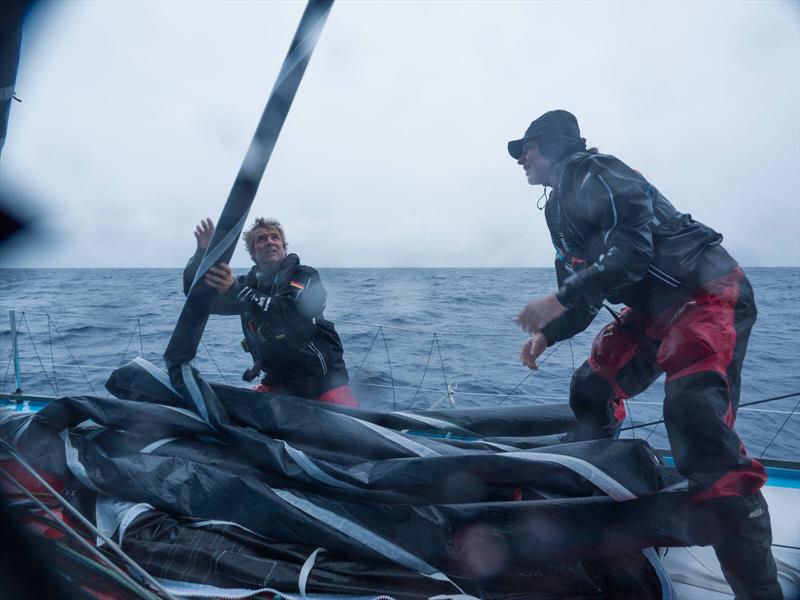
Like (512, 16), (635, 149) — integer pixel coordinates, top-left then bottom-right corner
(1, 265), (799, 270)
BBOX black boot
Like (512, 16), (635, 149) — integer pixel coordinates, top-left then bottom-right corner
(709, 492), (783, 599)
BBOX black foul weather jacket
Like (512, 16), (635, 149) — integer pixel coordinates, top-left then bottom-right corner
(183, 252), (349, 397)
(540, 152), (737, 346)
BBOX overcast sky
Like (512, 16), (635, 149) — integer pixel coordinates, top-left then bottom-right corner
(1, 0), (798, 268)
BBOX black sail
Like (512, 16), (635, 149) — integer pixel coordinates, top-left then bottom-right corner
(164, 0), (334, 377)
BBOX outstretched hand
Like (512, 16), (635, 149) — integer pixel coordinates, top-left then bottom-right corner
(204, 263), (234, 293)
(516, 294), (566, 333)
(194, 218), (215, 251)
(520, 332), (548, 370)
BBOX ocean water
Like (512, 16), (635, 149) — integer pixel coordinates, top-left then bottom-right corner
(1, 267), (798, 461)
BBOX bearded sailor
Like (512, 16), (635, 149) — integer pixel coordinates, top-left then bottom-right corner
(184, 217), (358, 407)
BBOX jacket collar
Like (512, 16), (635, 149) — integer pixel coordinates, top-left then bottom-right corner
(248, 253), (300, 288)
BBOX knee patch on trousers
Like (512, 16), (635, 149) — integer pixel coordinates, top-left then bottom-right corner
(570, 363), (618, 421)
(657, 298), (736, 382)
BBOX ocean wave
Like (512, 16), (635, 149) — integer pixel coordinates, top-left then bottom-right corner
(57, 324), (121, 335)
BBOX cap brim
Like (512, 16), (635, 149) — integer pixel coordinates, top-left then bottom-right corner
(507, 138), (525, 159)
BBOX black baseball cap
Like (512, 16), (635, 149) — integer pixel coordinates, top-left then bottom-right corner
(507, 110), (581, 159)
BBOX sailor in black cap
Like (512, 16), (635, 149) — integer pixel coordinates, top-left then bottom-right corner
(510, 110), (782, 599)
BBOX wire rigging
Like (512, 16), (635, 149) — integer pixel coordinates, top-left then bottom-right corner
(200, 339), (229, 385)
(497, 340), (565, 406)
(20, 312), (57, 395)
(379, 327), (397, 411)
(759, 395), (800, 458)
(2, 344), (13, 396)
(49, 317), (96, 396)
(408, 333), (438, 410)
(47, 314), (59, 394)
(622, 392), (800, 433)
(434, 335), (449, 394)
(138, 318), (144, 359)
(119, 318), (141, 368)
(351, 326), (382, 381)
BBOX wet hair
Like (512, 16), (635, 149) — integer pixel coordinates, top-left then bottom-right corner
(539, 136), (599, 162)
(243, 217), (288, 260)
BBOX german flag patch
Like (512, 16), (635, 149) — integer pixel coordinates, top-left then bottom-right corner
(289, 280), (305, 290)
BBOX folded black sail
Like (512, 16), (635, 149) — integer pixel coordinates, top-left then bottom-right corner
(0, 362), (690, 599)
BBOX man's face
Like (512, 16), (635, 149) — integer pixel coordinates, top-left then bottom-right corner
(252, 227), (287, 270)
(517, 140), (553, 186)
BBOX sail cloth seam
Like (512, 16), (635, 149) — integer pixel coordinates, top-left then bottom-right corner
(478, 440), (518, 452)
(11, 416), (31, 446)
(140, 437), (178, 454)
(0, 412), (19, 429)
(271, 488), (466, 595)
(282, 441), (361, 490)
(132, 356), (182, 397)
(346, 416), (441, 457)
(180, 363), (213, 427)
(162, 403), (211, 425)
(403, 429), (518, 452)
(63, 431), (104, 494)
(188, 519), (266, 539)
(394, 411), (465, 432)
(503, 451), (637, 501)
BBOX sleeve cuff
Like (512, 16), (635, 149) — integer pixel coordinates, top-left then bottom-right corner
(556, 266), (603, 309)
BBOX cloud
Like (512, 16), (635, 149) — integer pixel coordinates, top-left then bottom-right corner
(2, 0), (798, 267)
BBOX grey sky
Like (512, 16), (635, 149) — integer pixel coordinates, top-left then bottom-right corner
(2, 0), (798, 268)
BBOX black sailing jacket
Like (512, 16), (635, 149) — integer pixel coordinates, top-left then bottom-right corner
(184, 252), (348, 397)
(540, 152), (737, 346)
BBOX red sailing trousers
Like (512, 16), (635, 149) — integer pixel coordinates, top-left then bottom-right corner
(253, 383), (360, 408)
(570, 268), (767, 500)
